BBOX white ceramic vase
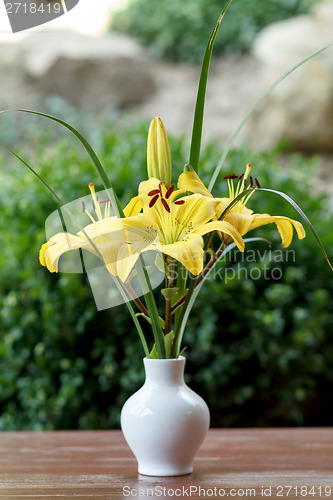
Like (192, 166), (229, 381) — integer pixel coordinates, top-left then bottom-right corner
(120, 356), (210, 476)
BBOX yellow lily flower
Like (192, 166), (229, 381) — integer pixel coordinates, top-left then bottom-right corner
(40, 179), (244, 282)
(115, 177), (245, 282)
(40, 183), (133, 275)
(178, 164), (306, 247)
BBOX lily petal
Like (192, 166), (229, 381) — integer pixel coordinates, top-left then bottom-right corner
(117, 240), (158, 282)
(195, 220), (245, 252)
(123, 195), (142, 217)
(178, 171), (212, 197)
(39, 233), (94, 273)
(223, 211), (255, 238)
(162, 234), (205, 275)
(249, 214), (306, 247)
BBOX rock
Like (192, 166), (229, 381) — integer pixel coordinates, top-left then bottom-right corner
(250, 2), (333, 152)
(1, 31), (156, 108)
(36, 54), (156, 108)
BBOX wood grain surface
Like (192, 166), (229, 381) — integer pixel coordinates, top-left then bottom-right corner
(0, 428), (332, 499)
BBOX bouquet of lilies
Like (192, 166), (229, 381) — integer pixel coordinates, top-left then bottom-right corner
(39, 118), (306, 359)
(2, 1), (332, 360)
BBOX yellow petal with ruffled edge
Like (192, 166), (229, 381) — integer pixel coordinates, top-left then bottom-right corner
(39, 233), (94, 273)
(249, 214), (306, 247)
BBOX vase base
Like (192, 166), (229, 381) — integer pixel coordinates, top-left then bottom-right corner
(138, 467), (193, 477)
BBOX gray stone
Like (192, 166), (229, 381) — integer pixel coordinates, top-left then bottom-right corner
(0, 30), (156, 109)
(250, 2), (333, 152)
(36, 55), (156, 108)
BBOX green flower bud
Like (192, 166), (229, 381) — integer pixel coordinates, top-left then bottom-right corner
(147, 117), (172, 187)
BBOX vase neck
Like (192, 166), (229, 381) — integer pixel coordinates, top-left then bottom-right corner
(143, 357), (186, 385)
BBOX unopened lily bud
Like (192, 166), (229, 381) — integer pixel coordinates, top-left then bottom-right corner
(147, 117), (172, 187)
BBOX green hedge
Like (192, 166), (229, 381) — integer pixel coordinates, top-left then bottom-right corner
(0, 110), (332, 430)
(111, 0), (319, 62)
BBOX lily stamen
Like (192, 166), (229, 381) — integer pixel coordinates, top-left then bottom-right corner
(149, 194), (159, 208)
(223, 174), (238, 180)
(148, 189), (160, 196)
(165, 184), (175, 199)
(161, 198), (171, 213)
(88, 183), (103, 221)
(158, 180), (165, 197)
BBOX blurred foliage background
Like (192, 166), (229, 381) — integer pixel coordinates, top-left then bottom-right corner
(0, 101), (332, 430)
(111, 0), (320, 62)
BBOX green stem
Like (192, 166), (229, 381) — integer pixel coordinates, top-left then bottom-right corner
(173, 262), (188, 334)
(137, 256), (166, 359)
(164, 257), (176, 335)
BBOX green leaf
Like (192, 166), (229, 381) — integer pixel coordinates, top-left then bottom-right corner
(164, 330), (175, 358)
(170, 289), (188, 307)
(149, 343), (159, 359)
(149, 331), (174, 359)
(257, 188), (333, 272)
(189, 0), (233, 174)
(161, 287), (180, 301)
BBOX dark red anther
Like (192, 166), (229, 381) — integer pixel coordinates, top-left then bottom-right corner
(161, 198), (171, 213)
(250, 176), (254, 187)
(223, 174), (238, 180)
(149, 194), (159, 208)
(238, 173), (244, 181)
(255, 178), (261, 188)
(174, 199), (185, 205)
(148, 189), (160, 196)
(82, 201), (86, 213)
(244, 178), (247, 186)
(100, 198), (110, 204)
(165, 184), (175, 199)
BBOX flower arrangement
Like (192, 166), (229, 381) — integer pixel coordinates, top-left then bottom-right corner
(2, 1), (331, 363)
(2, 0), (332, 477)
(39, 118), (307, 360)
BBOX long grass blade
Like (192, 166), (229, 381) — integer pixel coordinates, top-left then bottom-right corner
(218, 187), (255, 220)
(257, 188), (333, 271)
(189, 0), (233, 174)
(208, 42), (333, 191)
(8, 109), (125, 217)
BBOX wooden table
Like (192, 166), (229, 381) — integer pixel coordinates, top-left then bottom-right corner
(0, 429), (332, 499)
